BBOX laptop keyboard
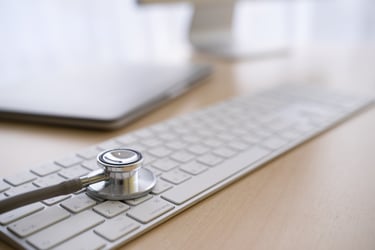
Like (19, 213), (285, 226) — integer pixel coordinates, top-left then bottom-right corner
(0, 85), (373, 249)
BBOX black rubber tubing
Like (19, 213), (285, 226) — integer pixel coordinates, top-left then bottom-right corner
(0, 178), (82, 214)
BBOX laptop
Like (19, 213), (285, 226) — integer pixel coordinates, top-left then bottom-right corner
(0, 63), (211, 130)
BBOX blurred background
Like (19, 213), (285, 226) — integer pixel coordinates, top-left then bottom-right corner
(1, 0), (374, 77)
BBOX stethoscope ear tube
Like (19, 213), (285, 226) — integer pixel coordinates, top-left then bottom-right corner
(0, 178), (83, 214)
(0, 169), (109, 214)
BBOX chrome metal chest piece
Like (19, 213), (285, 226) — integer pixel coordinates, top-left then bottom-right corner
(86, 148), (156, 200)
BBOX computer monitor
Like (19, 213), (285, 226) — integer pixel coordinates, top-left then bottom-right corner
(138, 0), (291, 59)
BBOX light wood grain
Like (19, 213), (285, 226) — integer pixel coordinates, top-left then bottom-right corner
(1, 46), (374, 250)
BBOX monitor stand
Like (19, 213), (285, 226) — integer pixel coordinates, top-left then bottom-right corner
(189, 1), (290, 60)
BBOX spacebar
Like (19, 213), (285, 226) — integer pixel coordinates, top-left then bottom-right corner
(161, 146), (270, 205)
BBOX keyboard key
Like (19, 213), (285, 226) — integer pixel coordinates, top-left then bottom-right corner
(151, 180), (173, 195)
(31, 163), (61, 177)
(152, 158), (179, 172)
(161, 170), (191, 185)
(0, 203), (44, 225)
(127, 198), (174, 224)
(243, 121), (259, 131)
(95, 214), (140, 241)
(144, 166), (162, 177)
(93, 201), (130, 218)
(231, 128), (250, 136)
(5, 183), (38, 197)
(27, 210), (104, 250)
(207, 123), (227, 132)
(81, 159), (100, 171)
(148, 147), (172, 158)
(197, 154), (223, 167)
(141, 152), (157, 165)
(61, 193), (96, 213)
(43, 195), (71, 206)
(255, 113), (277, 124)
(33, 174), (65, 188)
(213, 147), (237, 158)
(203, 139), (224, 148)
(0, 180), (10, 193)
(125, 194), (153, 206)
(241, 134), (262, 144)
(266, 116), (295, 131)
(170, 151), (195, 163)
(4, 172), (37, 186)
(173, 126), (191, 135)
(182, 135), (201, 143)
(254, 128), (274, 138)
(58, 165), (89, 179)
(162, 146), (270, 205)
(228, 141), (249, 151)
(216, 133), (236, 142)
(187, 144), (210, 155)
(55, 155), (83, 168)
(142, 138), (163, 148)
(8, 206), (70, 237)
(180, 162), (208, 175)
(195, 129), (213, 138)
(53, 231), (106, 250)
(77, 147), (101, 160)
(165, 141), (187, 150)
(0, 193), (7, 201)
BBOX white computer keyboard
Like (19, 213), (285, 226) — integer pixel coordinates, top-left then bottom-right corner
(0, 85), (373, 250)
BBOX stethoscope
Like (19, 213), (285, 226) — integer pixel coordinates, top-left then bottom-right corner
(0, 148), (156, 214)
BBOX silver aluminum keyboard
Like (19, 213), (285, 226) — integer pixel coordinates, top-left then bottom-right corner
(0, 85), (373, 249)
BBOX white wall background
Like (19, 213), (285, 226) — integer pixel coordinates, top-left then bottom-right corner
(0, 0), (374, 82)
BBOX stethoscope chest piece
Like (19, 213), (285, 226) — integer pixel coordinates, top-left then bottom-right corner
(86, 148), (156, 200)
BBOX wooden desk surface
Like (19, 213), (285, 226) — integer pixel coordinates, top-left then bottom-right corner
(0, 47), (374, 250)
